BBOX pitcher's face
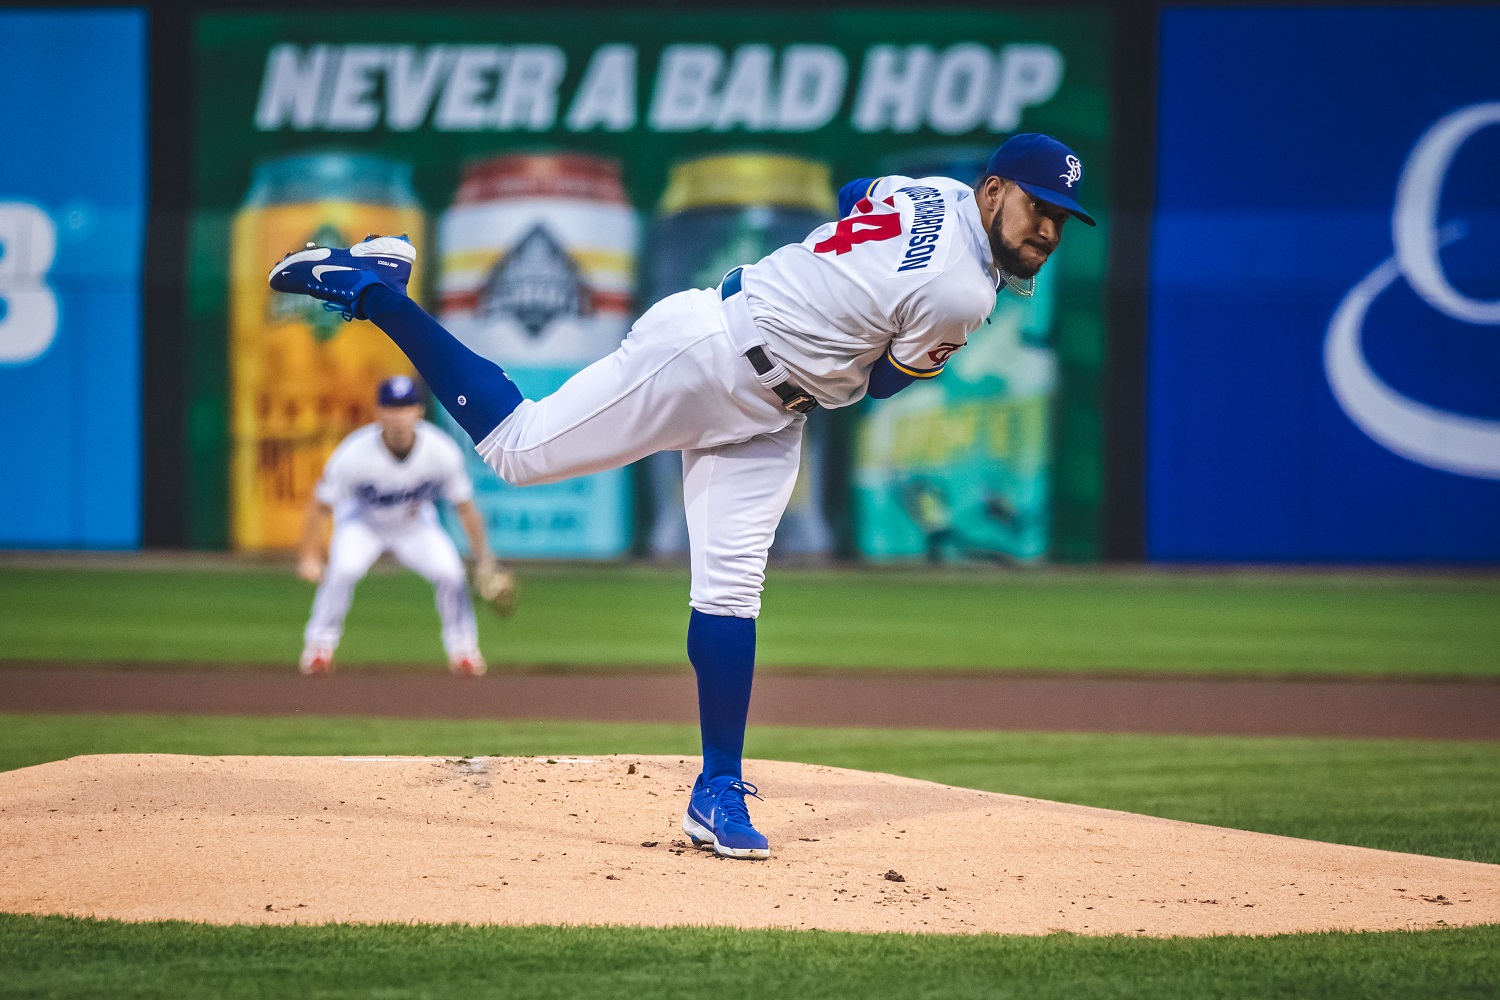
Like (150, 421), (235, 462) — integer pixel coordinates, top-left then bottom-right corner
(988, 179), (1068, 279)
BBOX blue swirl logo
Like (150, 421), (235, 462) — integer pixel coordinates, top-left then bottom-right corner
(1325, 103), (1500, 479)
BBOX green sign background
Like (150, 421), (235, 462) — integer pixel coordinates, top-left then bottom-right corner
(189, 9), (1110, 560)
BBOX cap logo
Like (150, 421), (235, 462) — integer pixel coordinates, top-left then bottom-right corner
(390, 375), (413, 395)
(1059, 155), (1082, 189)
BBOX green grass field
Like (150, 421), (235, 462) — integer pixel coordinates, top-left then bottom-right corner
(3, 916), (1496, 1000)
(2, 563), (1497, 676)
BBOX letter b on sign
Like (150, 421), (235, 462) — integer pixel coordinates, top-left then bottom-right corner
(0, 203), (60, 365)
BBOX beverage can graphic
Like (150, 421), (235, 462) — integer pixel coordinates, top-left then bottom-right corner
(228, 152), (424, 551)
(438, 154), (637, 366)
(644, 153), (837, 560)
(435, 153), (638, 558)
(854, 147), (1057, 565)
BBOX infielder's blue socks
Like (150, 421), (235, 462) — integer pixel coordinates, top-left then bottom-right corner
(687, 609), (756, 781)
(360, 284), (523, 443)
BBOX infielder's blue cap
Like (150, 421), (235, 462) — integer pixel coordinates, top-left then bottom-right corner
(983, 133), (1096, 226)
(377, 374), (423, 407)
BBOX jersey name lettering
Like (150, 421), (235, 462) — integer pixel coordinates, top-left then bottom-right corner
(895, 186), (945, 272)
(354, 480), (443, 507)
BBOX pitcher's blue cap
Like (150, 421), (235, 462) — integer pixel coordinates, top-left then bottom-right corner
(377, 375), (423, 408)
(983, 133), (1096, 226)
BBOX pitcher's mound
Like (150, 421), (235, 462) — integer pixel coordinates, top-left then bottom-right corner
(2, 754), (1496, 936)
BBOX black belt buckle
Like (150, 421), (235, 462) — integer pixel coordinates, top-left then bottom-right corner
(782, 392), (818, 414)
(745, 339), (818, 414)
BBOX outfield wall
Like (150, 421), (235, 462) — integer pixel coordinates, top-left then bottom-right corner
(1, 3), (1495, 564)
(0, 11), (147, 548)
(1147, 7), (1500, 563)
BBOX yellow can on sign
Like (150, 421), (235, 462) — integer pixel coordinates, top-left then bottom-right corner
(228, 153), (424, 551)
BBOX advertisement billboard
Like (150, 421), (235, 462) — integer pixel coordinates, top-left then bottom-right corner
(1149, 7), (1500, 562)
(0, 10), (147, 548)
(189, 11), (1110, 560)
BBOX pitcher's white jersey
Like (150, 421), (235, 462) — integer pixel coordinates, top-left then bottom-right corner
(315, 421), (473, 533)
(742, 174), (1001, 407)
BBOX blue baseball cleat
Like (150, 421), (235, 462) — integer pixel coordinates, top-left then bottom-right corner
(682, 775), (770, 859)
(267, 234), (416, 321)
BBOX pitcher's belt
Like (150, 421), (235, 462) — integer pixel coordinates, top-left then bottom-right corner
(718, 267), (818, 415)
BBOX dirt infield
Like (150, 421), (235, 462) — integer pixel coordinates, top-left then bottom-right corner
(2, 754), (1496, 935)
(2, 667), (1498, 739)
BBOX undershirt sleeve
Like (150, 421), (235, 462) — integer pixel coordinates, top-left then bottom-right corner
(835, 176), (881, 217)
(866, 353), (918, 399)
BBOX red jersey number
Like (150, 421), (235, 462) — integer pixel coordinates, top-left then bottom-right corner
(813, 211), (903, 256)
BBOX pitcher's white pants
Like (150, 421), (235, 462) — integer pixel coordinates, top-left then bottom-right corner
(475, 288), (804, 618)
(304, 518), (478, 656)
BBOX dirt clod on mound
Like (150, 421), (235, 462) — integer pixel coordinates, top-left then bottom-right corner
(1, 754), (1496, 936)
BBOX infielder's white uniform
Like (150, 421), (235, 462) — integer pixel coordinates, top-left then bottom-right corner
(305, 421), (479, 657)
(475, 175), (997, 617)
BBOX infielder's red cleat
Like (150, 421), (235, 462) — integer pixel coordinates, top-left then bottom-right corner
(449, 650), (486, 678)
(299, 647), (334, 676)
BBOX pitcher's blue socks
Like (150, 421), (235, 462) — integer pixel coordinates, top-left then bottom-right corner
(687, 609), (756, 781)
(361, 284), (522, 442)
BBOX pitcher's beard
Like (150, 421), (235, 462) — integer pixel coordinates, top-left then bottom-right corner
(992, 233), (1043, 280)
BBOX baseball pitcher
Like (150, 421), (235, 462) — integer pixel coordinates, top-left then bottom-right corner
(270, 134), (1093, 857)
(297, 375), (515, 677)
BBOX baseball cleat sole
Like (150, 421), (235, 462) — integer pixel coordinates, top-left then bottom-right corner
(681, 811), (771, 859)
(266, 235), (417, 284)
(267, 246), (331, 284)
(714, 843), (771, 860)
(350, 234), (417, 262)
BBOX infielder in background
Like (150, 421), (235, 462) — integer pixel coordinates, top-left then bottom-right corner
(271, 134), (1093, 857)
(297, 375), (515, 677)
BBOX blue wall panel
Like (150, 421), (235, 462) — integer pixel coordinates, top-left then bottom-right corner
(1149, 8), (1500, 562)
(0, 10), (148, 547)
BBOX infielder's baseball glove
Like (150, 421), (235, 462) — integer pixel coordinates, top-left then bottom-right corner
(473, 560), (518, 618)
